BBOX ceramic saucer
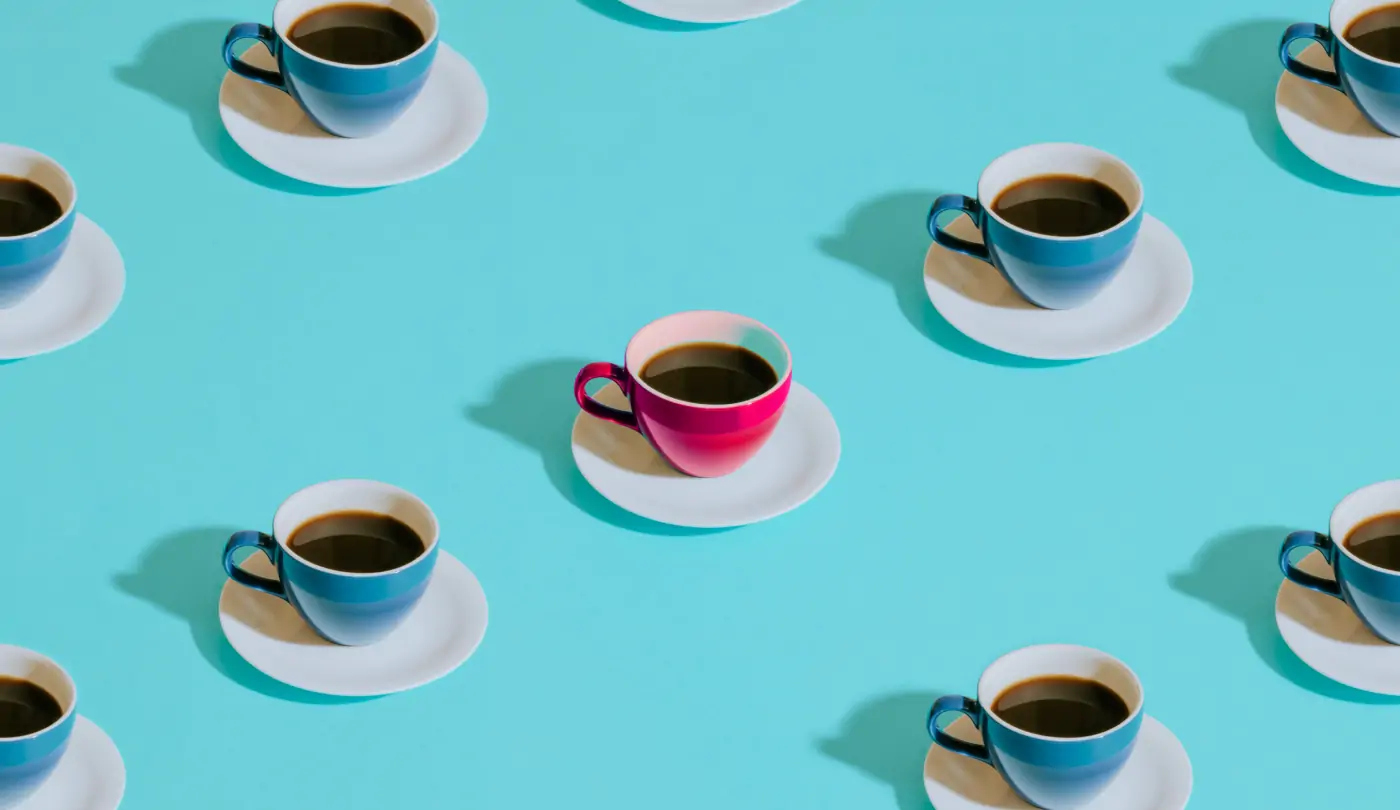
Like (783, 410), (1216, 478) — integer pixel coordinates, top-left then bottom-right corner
(615, 0), (801, 23)
(572, 381), (839, 528)
(0, 216), (124, 360)
(220, 550), (488, 696)
(924, 213), (1191, 361)
(1277, 43), (1400, 187)
(924, 714), (1191, 810)
(19, 716), (125, 810)
(1276, 550), (1400, 694)
(219, 43), (488, 188)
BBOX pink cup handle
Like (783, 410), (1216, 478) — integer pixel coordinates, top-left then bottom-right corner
(574, 362), (639, 432)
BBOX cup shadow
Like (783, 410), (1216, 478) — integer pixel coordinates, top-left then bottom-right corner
(466, 358), (726, 536)
(113, 18), (370, 197)
(1170, 17), (1400, 196)
(1170, 525), (1400, 704)
(113, 526), (373, 704)
(820, 191), (1078, 369)
(818, 691), (940, 810)
(575, 0), (731, 31)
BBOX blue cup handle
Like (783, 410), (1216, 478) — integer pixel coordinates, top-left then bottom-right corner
(223, 22), (287, 92)
(928, 695), (992, 765)
(223, 530), (288, 601)
(927, 194), (992, 264)
(1280, 23), (1342, 91)
(1279, 530), (1343, 599)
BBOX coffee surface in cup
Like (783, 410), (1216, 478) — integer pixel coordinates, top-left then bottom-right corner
(991, 175), (1130, 238)
(640, 343), (778, 405)
(1346, 4), (1400, 63)
(1344, 511), (1400, 570)
(992, 675), (1130, 738)
(289, 3), (426, 65)
(0, 176), (62, 238)
(288, 511), (425, 573)
(0, 676), (62, 738)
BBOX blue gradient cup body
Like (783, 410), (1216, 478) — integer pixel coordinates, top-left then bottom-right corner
(928, 645), (1144, 810)
(0, 646), (77, 810)
(0, 146), (77, 309)
(1281, 0), (1400, 136)
(927, 143), (1144, 310)
(223, 479), (440, 646)
(222, 0), (439, 138)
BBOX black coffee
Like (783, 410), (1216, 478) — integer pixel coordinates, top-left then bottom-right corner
(0, 677), (62, 738)
(1345, 511), (1400, 570)
(0, 176), (62, 238)
(1346, 4), (1400, 63)
(992, 676), (1130, 738)
(640, 343), (779, 405)
(288, 511), (424, 573)
(991, 175), (1130, 238)
(289, 4), (426, 65)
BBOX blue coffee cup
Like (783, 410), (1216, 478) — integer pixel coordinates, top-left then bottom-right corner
(1280, 480), (1400, 643)
(1281, 0), (1400, 136)
(0, 646), (77, 810)
(927, 645), (1144, 810)
(927, 143), (1144, 310)
(0, 146), (76, 309)
(223, 479), (440, 646)
(222, 0), (439, 138)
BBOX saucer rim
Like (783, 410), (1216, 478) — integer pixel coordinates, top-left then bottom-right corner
(614, 0), (802, 23)
(21, 715), (126, 810)
(1275, 570), (1400, 696)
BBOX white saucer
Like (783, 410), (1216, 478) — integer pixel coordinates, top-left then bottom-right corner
(1276, 550), (1400, 694)
(0, 216), (124, 360)
(615, 0), (801, 23)
(219, 43), (488, 188)
(1277, 43), (1400, 187)
(18, 716), (125, 810)
(219, 549), (488, 696)
(572, 381), (839, 528)
(924, 714), (1191, 810)
(924, 213), (1191, 360)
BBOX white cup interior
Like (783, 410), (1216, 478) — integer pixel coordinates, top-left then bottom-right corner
(977, 645), (1143, 739)
(1329, 480), (1400, 568)
(1332, 0), (1400, 60)
(975, 143), (1142, 238)
(273, 0), (439, 61)
(272, 479), (439, 572)
(0, 145), (75, 239)
(0, 646), (76, 738)
(623, 311), (792, 405)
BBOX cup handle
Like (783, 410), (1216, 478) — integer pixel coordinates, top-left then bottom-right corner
(223, 22), (287, 92)
(1279, 23), (1342, 91)
(927, 194), (992, 264)
(574, 362), (640, 432)
(928, 695), (992, 765)
(1279, 530), (1343, 599)
(223, 530), (288, 601)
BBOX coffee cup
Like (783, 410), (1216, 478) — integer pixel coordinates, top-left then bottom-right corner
(223, 479), (440, 646)
(0, 146), (77, 309)
(0, 646), (77, 810)
(927, 645), (1144, 810)
(573, 310), (792, 478)
(927, 143), (1144, 310)
(222, 0), (439, 138)
(1282, 0), (1400, 136)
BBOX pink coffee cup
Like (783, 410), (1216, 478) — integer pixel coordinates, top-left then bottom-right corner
(574, 310), (793, 478)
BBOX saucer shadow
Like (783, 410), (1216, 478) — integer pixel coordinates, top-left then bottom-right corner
(467, 359), (726, 536)
(113, 18), (370, 196)
(818, 691), (943, 810)
(1170, 525), (1400, 704)
(575, 0), (731, 31)
(1170, 18), (1400, 196)
(820, 191), (1078, 369)
(114, 527), (373, 704)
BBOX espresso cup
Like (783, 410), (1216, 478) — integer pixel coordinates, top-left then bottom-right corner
(1280, 480), (1400, 643)
(927, 143), (1144, 310)
(222, 479), (440, 646)
(222, 0), (439, 138)
(0, 146), (77, 309)
(574, 310), (792, 478)
(0, 646), (77, 810)
(927, 645), (1144, 810)
(1281, 0), (1400, 136)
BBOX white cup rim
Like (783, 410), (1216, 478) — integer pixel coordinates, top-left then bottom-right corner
(272, 0), (439, 71)
(976, 644), (1144, 743)
(975, 143), (1143, 244)
(1331, 0), (1400, 67)
(0, 645), (77, 743)
(0, 145), (76, 244)
(622, 310), (793, 411)
(1328, 480), (1400, 575)
(270, 479), (439, 578)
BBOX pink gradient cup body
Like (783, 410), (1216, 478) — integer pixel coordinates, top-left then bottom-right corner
(574, 311), (792, 478)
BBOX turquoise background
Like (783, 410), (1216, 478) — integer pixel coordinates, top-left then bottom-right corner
(1, 0), (1396, 807)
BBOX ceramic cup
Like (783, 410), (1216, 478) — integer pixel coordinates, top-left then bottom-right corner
(574, 310), (792, 478)
(927, 143), (1144, 310)
(927, 645), (1144, 810)
(1281, 0), (1400, 136)
(222, 479), (440, 646)
(0, 646), (77, 810)
(0, 146), (77, 309)
(222, 0), (440, 138)
(1279, 480), (1400, 643)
